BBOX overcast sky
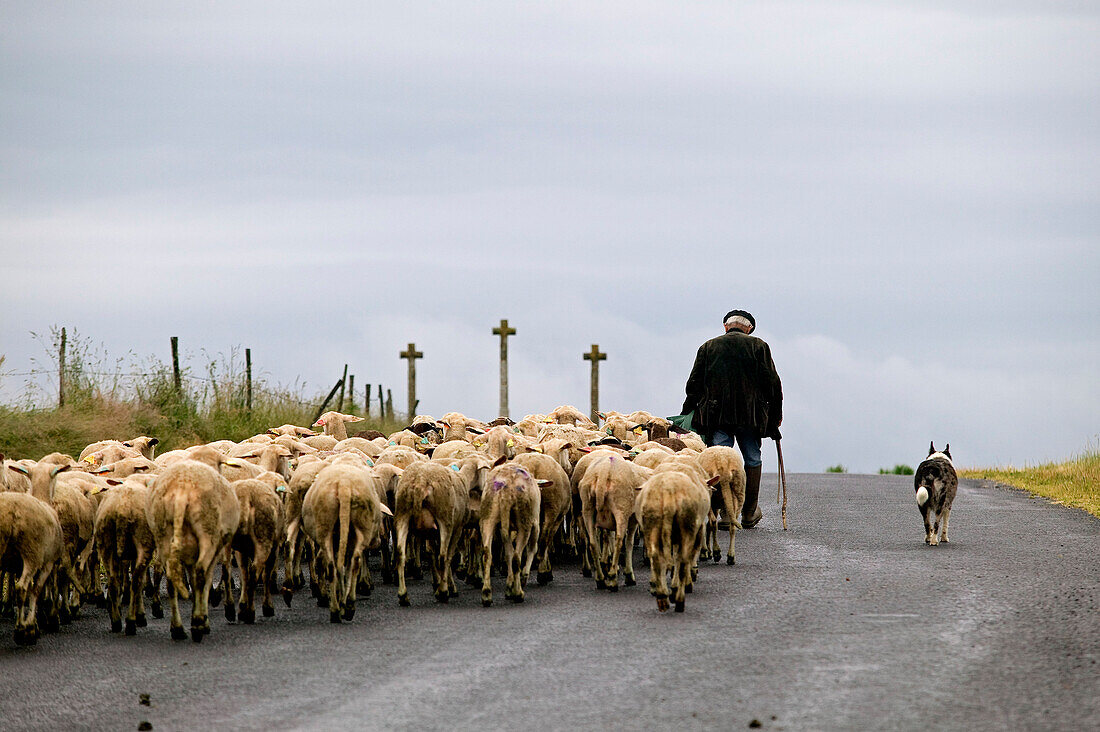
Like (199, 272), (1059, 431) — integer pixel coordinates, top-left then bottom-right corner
(2, 2), (1097, 472)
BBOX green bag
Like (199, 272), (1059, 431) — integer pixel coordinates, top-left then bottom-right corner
(668, 412), (694, 432)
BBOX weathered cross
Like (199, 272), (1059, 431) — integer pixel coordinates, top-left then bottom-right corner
(399, 343), (423, 420)
(583, 344), (607, 424)
(492, 318), (517, 418)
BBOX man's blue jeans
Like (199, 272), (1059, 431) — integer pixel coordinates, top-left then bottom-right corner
(711, 428), (762, 468)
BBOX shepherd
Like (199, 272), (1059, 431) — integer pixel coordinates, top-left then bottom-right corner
(680, 309), (783, 528)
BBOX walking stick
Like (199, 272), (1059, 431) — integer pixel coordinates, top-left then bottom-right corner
(775, 439), (788, 530)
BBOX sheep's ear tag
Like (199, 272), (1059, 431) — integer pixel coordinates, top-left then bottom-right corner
(506, 440), (514, 447)
(450, 464), (461, 472)
(83, 455), (95, 463)
(276, 485), (286, 493)
(633, 426), (644, 435)
(388, 441), (396, 446)
(531, 445), (543, 453)
(420, 437), (429, 444)
(606, 427), (613, 435)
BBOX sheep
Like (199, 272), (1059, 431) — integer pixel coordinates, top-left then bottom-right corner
(393, 461), (469, 605)
(440, 412), (474, 442)
(80, 443), (143, 469)
(270, 434), (319, 458)
(266, 424), (317, 438)
(0, 462), (65, 645)
(91, 456), (158, 480)
(281, 457), (328, 603)
(93, 478), (156, 634)
(302, 434), (339, 451)
(226, 478), (286, 623)
(631, 448), (675, 470)
(577, 454), (653, 591)
(334, 437), (383, 458)
(634, 470), (710, 613)
(154, 449), (193, 469)
(431, 440), (479, 462)
(146, 446), (241, 642)
(301, 461), (394, 622)
(228, 443), (293, 481)
(512, 452), (571, 586)
(479, 463), (545, 606)
(548, 404), (597, 428)
(313, 411), (365, 441)
(122, 436), (160, 460)
(478, 425), (519, 463)
(697, 446), (747, 565)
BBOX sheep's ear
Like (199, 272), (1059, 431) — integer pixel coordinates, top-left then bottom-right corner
(133, 465), (151, 473)
(493, 455), (508, 467)
(378, 502), (393, 517)
(123, 442), (132, 447)
(536, 479), (553, 488)
(8, 463), (28, 476)
(707, 475), (721, 486)
(148, 438), (159, 446)
(51, 464), (71, 477)
(106, 479), (123, 486)
(346, 415), (365, 422)
(224, 459), (243, 468)
(314, 419), (325, 427)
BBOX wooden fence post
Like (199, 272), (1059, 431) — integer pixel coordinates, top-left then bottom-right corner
(58, 327), (67, 408)
(245, 348), (252, 413)
(171, 336), (181, 395)
(313, 378), (344, 424)
(347, 374), (355, 414)
(337, 364), (348, 412)
(365, 383), (372, 417)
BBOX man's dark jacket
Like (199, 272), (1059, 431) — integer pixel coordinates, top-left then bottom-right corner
(681, 330), (783, 439)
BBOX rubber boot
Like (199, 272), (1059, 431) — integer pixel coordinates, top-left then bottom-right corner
(741, 465), (763, 528)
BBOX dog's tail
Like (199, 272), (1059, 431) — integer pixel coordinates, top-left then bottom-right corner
(916, 486), (929, 506)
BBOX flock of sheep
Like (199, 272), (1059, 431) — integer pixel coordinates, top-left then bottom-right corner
(0, 404), (748, 646)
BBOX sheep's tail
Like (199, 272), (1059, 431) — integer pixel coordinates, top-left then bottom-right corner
(660, 492), (674, 562)
(168, 492), (191, 600)
(337, 479), (352, 567)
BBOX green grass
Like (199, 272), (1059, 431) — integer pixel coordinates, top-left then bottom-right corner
(825, 464), (847, 473)
(961, 449), (1100, 518)
(0, 327), (405, 460)
(879, 464), (914, 475)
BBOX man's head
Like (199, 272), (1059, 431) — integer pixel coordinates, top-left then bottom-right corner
(723, 309), (756, 334)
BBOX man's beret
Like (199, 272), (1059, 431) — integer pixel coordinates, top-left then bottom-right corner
(723, 310), (756, 333)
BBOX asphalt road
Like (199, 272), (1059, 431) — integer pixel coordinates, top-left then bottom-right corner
(1, 474), (1097, 731)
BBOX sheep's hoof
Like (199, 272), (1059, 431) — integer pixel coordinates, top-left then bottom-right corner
(581, 567), (592, 578)
(595, 579), (606, 589)
(190, 627), (204, 643)
(293, 575), (305, 590)
(151, 603), (163, 619)
(208, 587), (223, 607)
(685, 584), (693, 594)
(282, 589), (294, 608)
(329, 611), (342, 624)
(124, 619), (137, 636)
(449, 588), (459, 598)
(455, 568), (467, 581)
(170, 625), (187, 641)
(481, 598), (493, 607)
(43, 614), (60, 633)
(316, 594), (327, 608)
(727, 555), (736, 566)
(144, 581), (157, 598)
(110, 618), (123, 633)
(136, 613), (147, 627)
(625, 575), (636, 587)
(607, 583), (619, 593)
(94, 592), (109, 608)
(398, 593), (411, 607)
(13, 627), (36, 646)
(59, 606), (71, 625)
(380, 570), (395, 585)
(434, 590), (449, 604)
(675, 600), (685, 613)
(239, 608), (255, 625)
(262, 604), (275, 618)
(712, 552), (721, 564)
(309, 580), (320, 598)
(464, 574), (479, 587)
(510, 593), (524, 604)
(357, 580), (371, 596)
(225, 603), (237, 622)
(656, 595), (669, 612)
(342, 606), (356, 621)
(536, 571), (552, 586)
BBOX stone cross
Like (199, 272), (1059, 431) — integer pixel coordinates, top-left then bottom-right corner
(400, 343), (423, 420)
(583, 344), (607, 424)
(492, 318), (517, 418)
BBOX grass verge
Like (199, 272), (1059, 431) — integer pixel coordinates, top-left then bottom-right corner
(961, 449), (1100, 518)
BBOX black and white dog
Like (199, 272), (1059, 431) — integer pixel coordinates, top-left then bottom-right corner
(914, 442), (958, 546)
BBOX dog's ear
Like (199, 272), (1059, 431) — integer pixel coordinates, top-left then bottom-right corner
(943, 444), (951, 459)
(928, 441), (936, 456)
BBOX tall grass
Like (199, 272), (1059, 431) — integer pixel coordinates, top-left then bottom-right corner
(0, 327), (403, 460)
(962, 445), (1100, 519)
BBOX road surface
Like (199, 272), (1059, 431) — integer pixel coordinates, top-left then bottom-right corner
(1, 474), (1097, 731)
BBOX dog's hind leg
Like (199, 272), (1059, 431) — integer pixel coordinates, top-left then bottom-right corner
(940, 508), (951, 544)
